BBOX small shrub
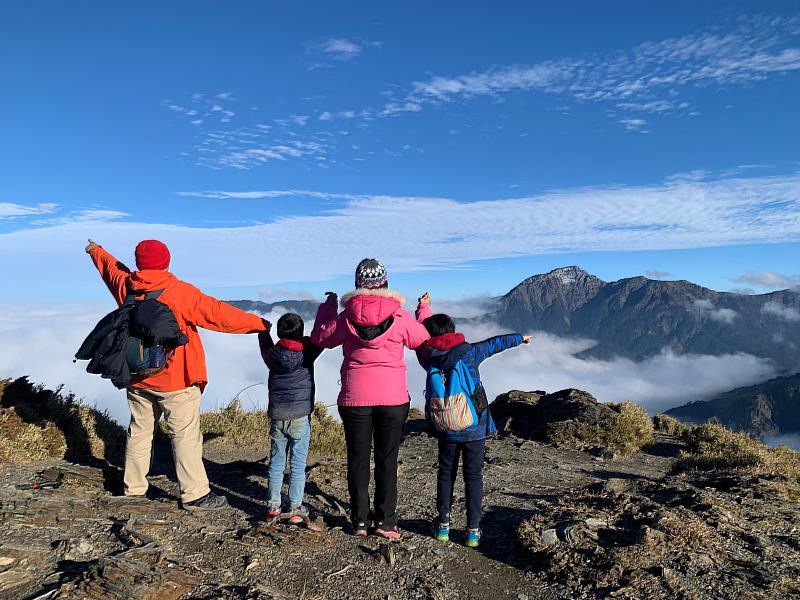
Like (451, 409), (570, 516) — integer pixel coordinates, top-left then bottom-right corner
(675, 423), (800, 479)
(606, 403), (655, 456)
(407, 407), (425, 421)
(517, 519), (546, 553)
(652, 413), (689, 436)
(547, 402), (654, 457)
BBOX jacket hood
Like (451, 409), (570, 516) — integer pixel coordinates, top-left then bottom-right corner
(342, 288), (405, 327)
(267, 344), (305, 374)
(277, 339), (304, 351)
(420, 336), (471, 370)
(424, 333), (466, 350)
(128, 270), (177, 294)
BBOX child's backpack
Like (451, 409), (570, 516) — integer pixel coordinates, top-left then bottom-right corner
(426, 359), (480, 433)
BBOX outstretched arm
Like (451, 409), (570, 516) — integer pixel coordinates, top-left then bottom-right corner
(305, 338), (325, 362)
(258, 331), (274, 366)
(311, 293), (346, 349)
(402, 312), (431, 350)
(190, 288), (270, 334)
(415, 291), (433, 323)
(470, 334), (527, 364)
(86, 241), (131, 306)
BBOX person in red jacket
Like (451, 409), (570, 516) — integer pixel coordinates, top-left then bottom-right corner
(85, 238), (269, 510)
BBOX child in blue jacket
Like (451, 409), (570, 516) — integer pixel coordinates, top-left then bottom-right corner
(416, 305), (530, 548)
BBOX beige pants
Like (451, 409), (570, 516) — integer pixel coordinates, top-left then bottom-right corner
(125, 385), (210, 503)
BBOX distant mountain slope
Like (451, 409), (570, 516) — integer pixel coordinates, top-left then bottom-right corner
(491, 266), (800, 370)
(227, 299), (319, 321)
(667, 373), (800, 438)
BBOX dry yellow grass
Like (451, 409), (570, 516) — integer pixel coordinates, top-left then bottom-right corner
(548, 402), (654, 457)
(200, 399), (346, 457)
(0, 377), (125, 465)
(407, 407), (425, 421)
(309, 404), (347, 457)
(675, 422), (800, 479)
(652, 413), (690, 436)
(0, 407), (67, 463)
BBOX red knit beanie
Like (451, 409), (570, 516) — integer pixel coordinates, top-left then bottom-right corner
(135, 240), (171, 271)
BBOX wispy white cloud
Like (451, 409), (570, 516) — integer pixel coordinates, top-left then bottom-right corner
(380, 15), (800, 126)
(305, 37), (382, 70)
(177, 189), (360, 201)
(321, 38), (363, 60)
(32, 209), (129, 226)
(645, 270), (672, 279)
(693, 299), (739, 323)
(212, 140), (328, 170)
(165, 16), (800, 170)
(162, 93), (237, 127)
(0, 202), (58, 219)
(733, 270), (800, 289)
(620, 118), (648, 132)
(3, 172), (800, 291)
(762, 300), (800, 321)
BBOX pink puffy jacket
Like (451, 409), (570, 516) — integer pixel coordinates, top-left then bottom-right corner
(312, 289), (432, 407)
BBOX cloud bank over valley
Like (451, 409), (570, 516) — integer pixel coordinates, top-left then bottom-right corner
(0, 302), (775, 425)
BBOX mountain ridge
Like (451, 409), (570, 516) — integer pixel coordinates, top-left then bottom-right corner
(667, 372), (800, 439)
(491, 266), (800, 371)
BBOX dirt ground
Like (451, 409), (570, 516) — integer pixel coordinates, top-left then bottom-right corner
(3, 421), (794, 599)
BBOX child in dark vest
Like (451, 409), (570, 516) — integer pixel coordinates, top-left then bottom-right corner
(416, 310), (531, 548)
(258, 313), (324, 522)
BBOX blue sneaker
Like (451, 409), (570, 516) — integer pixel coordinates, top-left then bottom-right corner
(465, 528), (481, 548)
(433, 520), (450, 542)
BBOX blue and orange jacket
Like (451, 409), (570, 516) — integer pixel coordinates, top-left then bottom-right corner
(416, 332), (524, 442)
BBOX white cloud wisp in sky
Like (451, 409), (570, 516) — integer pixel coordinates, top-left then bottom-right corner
(2, 172), (799, 297)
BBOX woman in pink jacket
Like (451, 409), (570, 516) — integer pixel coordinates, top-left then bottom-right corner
(312, 259), (431, 539)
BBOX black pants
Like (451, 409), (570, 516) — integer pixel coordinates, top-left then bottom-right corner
(437, 438), (485, 530)
(339, 403), (409, 528)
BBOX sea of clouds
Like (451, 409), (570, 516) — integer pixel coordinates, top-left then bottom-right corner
(0, 300), (776, 428)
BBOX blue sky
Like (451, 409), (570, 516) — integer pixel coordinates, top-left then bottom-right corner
(1, 1), (799, 303)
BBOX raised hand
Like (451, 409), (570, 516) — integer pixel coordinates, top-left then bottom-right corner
(523, 335), (533, 344)
(325, 291), (338, 305)
(85, 239), (98, 254)
(418, 292), (431, 305)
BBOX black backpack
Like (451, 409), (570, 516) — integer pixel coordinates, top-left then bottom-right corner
(76, 288), (189, 389)
(124, 289), (173, 378)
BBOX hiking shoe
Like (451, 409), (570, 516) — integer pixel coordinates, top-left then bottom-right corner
(182, 492), (228, 511)
(433, 520), (450, 542)
(267, 506), (282, 519)
(352, 521), (369, 536)
(288, 505), (309, 524)
(374, 523), (402, 540)
(465, 528), (481, 548)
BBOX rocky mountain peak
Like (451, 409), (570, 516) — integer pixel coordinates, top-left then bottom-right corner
(524, 266), (603, 287)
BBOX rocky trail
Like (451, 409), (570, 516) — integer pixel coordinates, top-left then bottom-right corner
(1, 418), (797, 599)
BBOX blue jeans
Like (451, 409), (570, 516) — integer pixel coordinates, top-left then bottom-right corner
(267, 416), (311, 510)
